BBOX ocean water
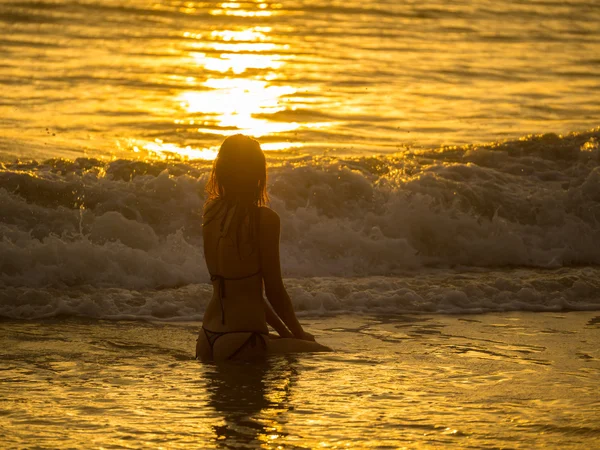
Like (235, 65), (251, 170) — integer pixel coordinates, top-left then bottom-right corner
(1, 0), (599, 159)
(1, 0), (600, 448)
(1, 313), (599, 449)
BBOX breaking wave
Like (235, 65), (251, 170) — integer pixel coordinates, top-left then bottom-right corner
(1, 129), (600, 319)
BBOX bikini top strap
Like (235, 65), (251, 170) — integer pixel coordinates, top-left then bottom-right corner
(210, 270), (261, 325)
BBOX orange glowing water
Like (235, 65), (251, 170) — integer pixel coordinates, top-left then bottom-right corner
(1, 0), (599, 161)
(0, 313), (599, 449)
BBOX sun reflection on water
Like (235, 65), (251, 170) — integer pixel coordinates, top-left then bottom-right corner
(180, 78), (299, 136)
(209, 5), (277, 17)
(192, 52), (284, 74)
(140, 140), (219, 160)
(147, 1), (331, 160)
(210, 27), (272, 41)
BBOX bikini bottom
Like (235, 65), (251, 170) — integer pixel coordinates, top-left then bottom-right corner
(200, 327), (267, 360)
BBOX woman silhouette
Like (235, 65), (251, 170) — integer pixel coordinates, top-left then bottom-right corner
(196, 134), (331, 361)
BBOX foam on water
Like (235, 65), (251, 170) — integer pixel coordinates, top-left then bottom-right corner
(2, 269), (599, 320)
(1, 130), (599, 319)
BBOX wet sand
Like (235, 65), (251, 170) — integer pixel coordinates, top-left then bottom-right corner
(1, 312), (598, 448)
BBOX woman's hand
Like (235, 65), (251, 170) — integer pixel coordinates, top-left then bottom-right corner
(298, 330), (316, 342)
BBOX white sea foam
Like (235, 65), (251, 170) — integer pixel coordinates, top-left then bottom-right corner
(1, 269), (599, 320)
(1, 130), (599, 318)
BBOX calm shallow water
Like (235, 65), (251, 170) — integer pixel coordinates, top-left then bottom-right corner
(1, 312), (599, 449)
(1, 0), (599, 160)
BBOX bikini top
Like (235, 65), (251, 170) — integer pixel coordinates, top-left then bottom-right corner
(210, 271), (261, 324)
(205, 201), (262, 325)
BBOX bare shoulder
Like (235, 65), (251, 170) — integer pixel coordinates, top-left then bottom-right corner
(203, 198), (217, 214)
(203, 198), (224, 224)
(204, 198), (219, 212)
(258, 206), (280, 228)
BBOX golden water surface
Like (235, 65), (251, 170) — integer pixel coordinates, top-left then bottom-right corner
(1, 0), (599, 160)
(1, 313), (599, 448)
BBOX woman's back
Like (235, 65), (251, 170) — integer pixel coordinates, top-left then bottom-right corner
(201, 199), (267, 333)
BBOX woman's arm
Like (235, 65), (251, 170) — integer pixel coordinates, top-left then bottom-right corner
(264, 298), (293, 338)
(259, 208), (312, 340)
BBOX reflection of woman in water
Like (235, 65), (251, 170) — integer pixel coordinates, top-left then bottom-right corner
(205, 358), (297, 446)
(196, 134), (331, 361)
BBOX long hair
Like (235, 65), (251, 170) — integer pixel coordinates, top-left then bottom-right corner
(205, 134), (268, 207)
(203, 135), (269, 249)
